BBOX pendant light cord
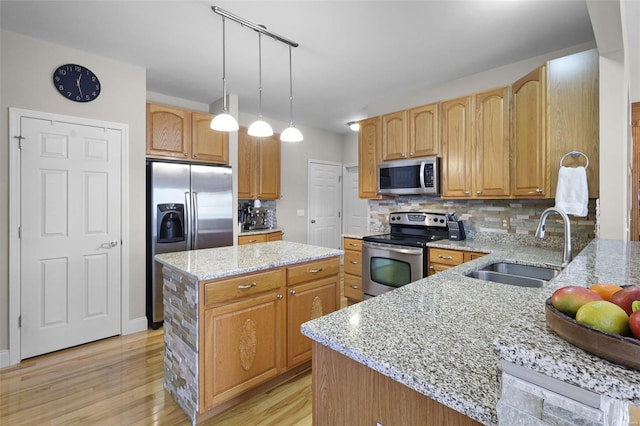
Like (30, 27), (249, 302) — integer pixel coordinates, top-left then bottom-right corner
(221, 16), (228, 112)
(288, 45), (294, 125)
(258, 33), (263, 117)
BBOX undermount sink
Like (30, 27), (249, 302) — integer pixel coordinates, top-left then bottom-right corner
(465, 262), (560, 288)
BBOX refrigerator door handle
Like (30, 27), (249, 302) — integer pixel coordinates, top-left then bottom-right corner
(184, 191), (192, 249)
(192, 192), (199, 248)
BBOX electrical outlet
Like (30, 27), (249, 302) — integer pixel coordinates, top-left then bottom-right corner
(501, 216), (510, 229)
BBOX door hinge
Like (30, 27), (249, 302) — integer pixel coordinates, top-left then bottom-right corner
(18, 226), (21, 239)
(338, 211), (341, 218)
(18, 315), (21, 328)
(14, 135), (24, 149)
(338, 175), (342, 182)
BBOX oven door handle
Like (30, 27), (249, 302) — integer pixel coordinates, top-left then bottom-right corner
(363, 242), (423, 255)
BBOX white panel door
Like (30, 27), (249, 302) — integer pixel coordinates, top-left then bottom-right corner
(308, 161), (341, 249)
(20, 117), (122, 359)
(342, 165), (369, 234)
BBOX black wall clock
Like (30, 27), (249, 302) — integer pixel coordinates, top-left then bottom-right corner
(53, 64), (101, 102)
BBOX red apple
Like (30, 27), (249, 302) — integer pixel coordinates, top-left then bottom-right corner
(609, 286), (640, 315)
(550, 286), (602, 318)
(629, 301), (640, 340)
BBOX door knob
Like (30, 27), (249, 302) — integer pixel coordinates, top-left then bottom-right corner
(109, 240), (118, 247)
(310, 220), (316, 224)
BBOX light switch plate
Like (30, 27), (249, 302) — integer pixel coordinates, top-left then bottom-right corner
(297, 209), (305, 217)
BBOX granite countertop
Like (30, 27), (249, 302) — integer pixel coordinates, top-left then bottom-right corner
(301, 238), (640, 425)
(342, 231), (383, 240)
(239, 227), (283, 236)
(155, 240), (342, 281)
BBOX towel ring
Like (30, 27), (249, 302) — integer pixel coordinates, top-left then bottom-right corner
(560, 151), (589, 170)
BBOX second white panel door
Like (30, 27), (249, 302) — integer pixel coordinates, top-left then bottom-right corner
(307, 160), (342, 249)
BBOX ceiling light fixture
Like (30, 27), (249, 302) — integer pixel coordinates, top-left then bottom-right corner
(280, 45), (303, 143)
(247, 32), (273, 137)
(211, 6), (301, 141)
(347, 121), (360, 132)
(210, 16), (239, 132)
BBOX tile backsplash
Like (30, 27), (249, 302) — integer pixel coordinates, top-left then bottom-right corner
(369, 197), (597, 253)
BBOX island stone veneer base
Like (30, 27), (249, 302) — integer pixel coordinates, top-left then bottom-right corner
(163, 266), (199, 424)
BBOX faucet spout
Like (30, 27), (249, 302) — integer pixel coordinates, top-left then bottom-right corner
(536, 207), (572, 268)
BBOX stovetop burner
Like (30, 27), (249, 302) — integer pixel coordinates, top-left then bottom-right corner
(363, 211), (450, 247)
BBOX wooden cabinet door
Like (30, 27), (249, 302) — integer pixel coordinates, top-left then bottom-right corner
(473, 87), (510, 197)
(441, 96), (473, 198)
(267, 231), (282, 242)
(381, 111), (408, 161)
(146, 103), (191, 159)
(257, 134), (281, 199)
(238, 128), (257, 199)
(358, 117), (381, 199)
(191, 112), (229, 164)
(511, 66), (547, 197)
(287, 276), (338, 368)
(409, 103), (439, 157)
(202, 291), (284, 411)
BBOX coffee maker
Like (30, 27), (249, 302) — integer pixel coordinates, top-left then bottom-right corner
(239, 202), (268, 231)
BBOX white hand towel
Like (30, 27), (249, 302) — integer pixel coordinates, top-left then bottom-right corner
(555, 166), (588, 216)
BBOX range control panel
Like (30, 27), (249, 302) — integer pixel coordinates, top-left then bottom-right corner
(388, 211), (448, 228)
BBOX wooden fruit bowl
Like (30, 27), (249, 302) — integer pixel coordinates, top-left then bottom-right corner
(545, 298), (640, 371)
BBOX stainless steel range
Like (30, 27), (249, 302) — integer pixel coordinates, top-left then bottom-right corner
(362, 212), (449, 298)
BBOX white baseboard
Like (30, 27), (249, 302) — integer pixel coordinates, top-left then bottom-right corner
(0, 349), (10, 369)
(123, 316), (148, 335)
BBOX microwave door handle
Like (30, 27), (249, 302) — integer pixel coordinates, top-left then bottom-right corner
(419, 161), (426, 189)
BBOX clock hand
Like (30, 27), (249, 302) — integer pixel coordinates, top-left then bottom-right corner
(76, 74), (83, 97)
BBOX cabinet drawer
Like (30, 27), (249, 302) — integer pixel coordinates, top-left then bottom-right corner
(344, 274), (363, 302)
(238, 234), (268, 245)
(204, 269), (282, 307)
(429, 248), (464, 266)
(344, 251), (362, 276)
(343, 238), (363, 252)
(428, 263), (452, 275)
(287, 257), (340, 286)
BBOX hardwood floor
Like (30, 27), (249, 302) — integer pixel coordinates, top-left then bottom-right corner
(0, 329), (312, 425)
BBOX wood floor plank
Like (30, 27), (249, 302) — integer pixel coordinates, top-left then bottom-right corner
(0, 328), (312, 426)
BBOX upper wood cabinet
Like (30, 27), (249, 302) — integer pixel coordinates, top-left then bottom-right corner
(511, 67), (547, 197)
(358, 117), (382, 199)
(238, 127), (281, 200)
(440, 96), (473, 198)
(382, 104), (439, 161)
(381, 111), (408, 160)
(408, 103), (439, 158)
(146, 102), (229, 165)
(473, 86), (510, 198)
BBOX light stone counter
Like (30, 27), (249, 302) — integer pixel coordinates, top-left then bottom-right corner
(301, 238), (640, 425)
(342, 231), (383, 240)
(155, 240), (342, 281)
(239, 227), (283, 236)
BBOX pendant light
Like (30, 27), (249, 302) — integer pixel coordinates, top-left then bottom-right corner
(280, 45), (303, 142)
(248, 32), (274, 137)
(211, 16), (239, 132)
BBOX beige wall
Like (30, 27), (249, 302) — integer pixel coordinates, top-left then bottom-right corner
(0, 30), (147, 356)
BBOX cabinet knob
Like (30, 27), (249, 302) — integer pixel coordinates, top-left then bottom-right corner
(536, 188), (543, 193)
(289, 289), (296, 295)
(276, 293), (283, 300)
(193, 154), (198, 158)
(464, 191), (470, 196)
(401, 153), (406, 158)
(476, 191), (482, 195)
(409, 152), (414, 157)
(429, 266), (435, 270)
(183, 153), (188, 157)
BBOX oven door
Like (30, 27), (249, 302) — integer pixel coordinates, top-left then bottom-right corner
(362, 241), (425, 298)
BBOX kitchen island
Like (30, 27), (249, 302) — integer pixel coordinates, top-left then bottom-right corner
(302, 238), (640, 425)
(155, 241), (342, 424)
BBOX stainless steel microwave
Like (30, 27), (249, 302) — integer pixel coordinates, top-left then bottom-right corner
(377, 157), (440, 195)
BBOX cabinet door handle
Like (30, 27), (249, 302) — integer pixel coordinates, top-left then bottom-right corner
(438, 255), (453, 260)
(308, 268), (323, 273)
(247, 239), (257, 243)
(349, 285), (359, 289)
(349, 261), (359, 264)
(349, 243), (359, 247)
(289, 289), (296, 295)
(237, 282), (257, 290)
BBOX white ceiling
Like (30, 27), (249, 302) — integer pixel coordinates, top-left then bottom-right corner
(0, 0), (595, 134)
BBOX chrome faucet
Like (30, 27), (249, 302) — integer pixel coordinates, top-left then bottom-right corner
(535, 207), (572, 268)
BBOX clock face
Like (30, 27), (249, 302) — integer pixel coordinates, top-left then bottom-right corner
(53, 64), (101, 102)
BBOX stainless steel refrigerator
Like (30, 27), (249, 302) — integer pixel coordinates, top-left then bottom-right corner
(146, 160), (233, 329)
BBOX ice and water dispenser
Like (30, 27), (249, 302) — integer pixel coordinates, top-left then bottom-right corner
(157, 203), (185, 243)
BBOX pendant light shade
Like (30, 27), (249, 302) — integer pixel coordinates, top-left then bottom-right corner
(248, 33), (274, 137)
(211, 16), (239, 132)
(281, 45), (303, 142)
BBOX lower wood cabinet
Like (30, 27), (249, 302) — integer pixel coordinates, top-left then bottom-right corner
(238, 231), (282, 245)
(343, 237), (363, 304)
(198, 256), (340, 416)
(428, 247), (487, 275)
(202, 290), (283, 411)
(312, 341), (481, 425)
